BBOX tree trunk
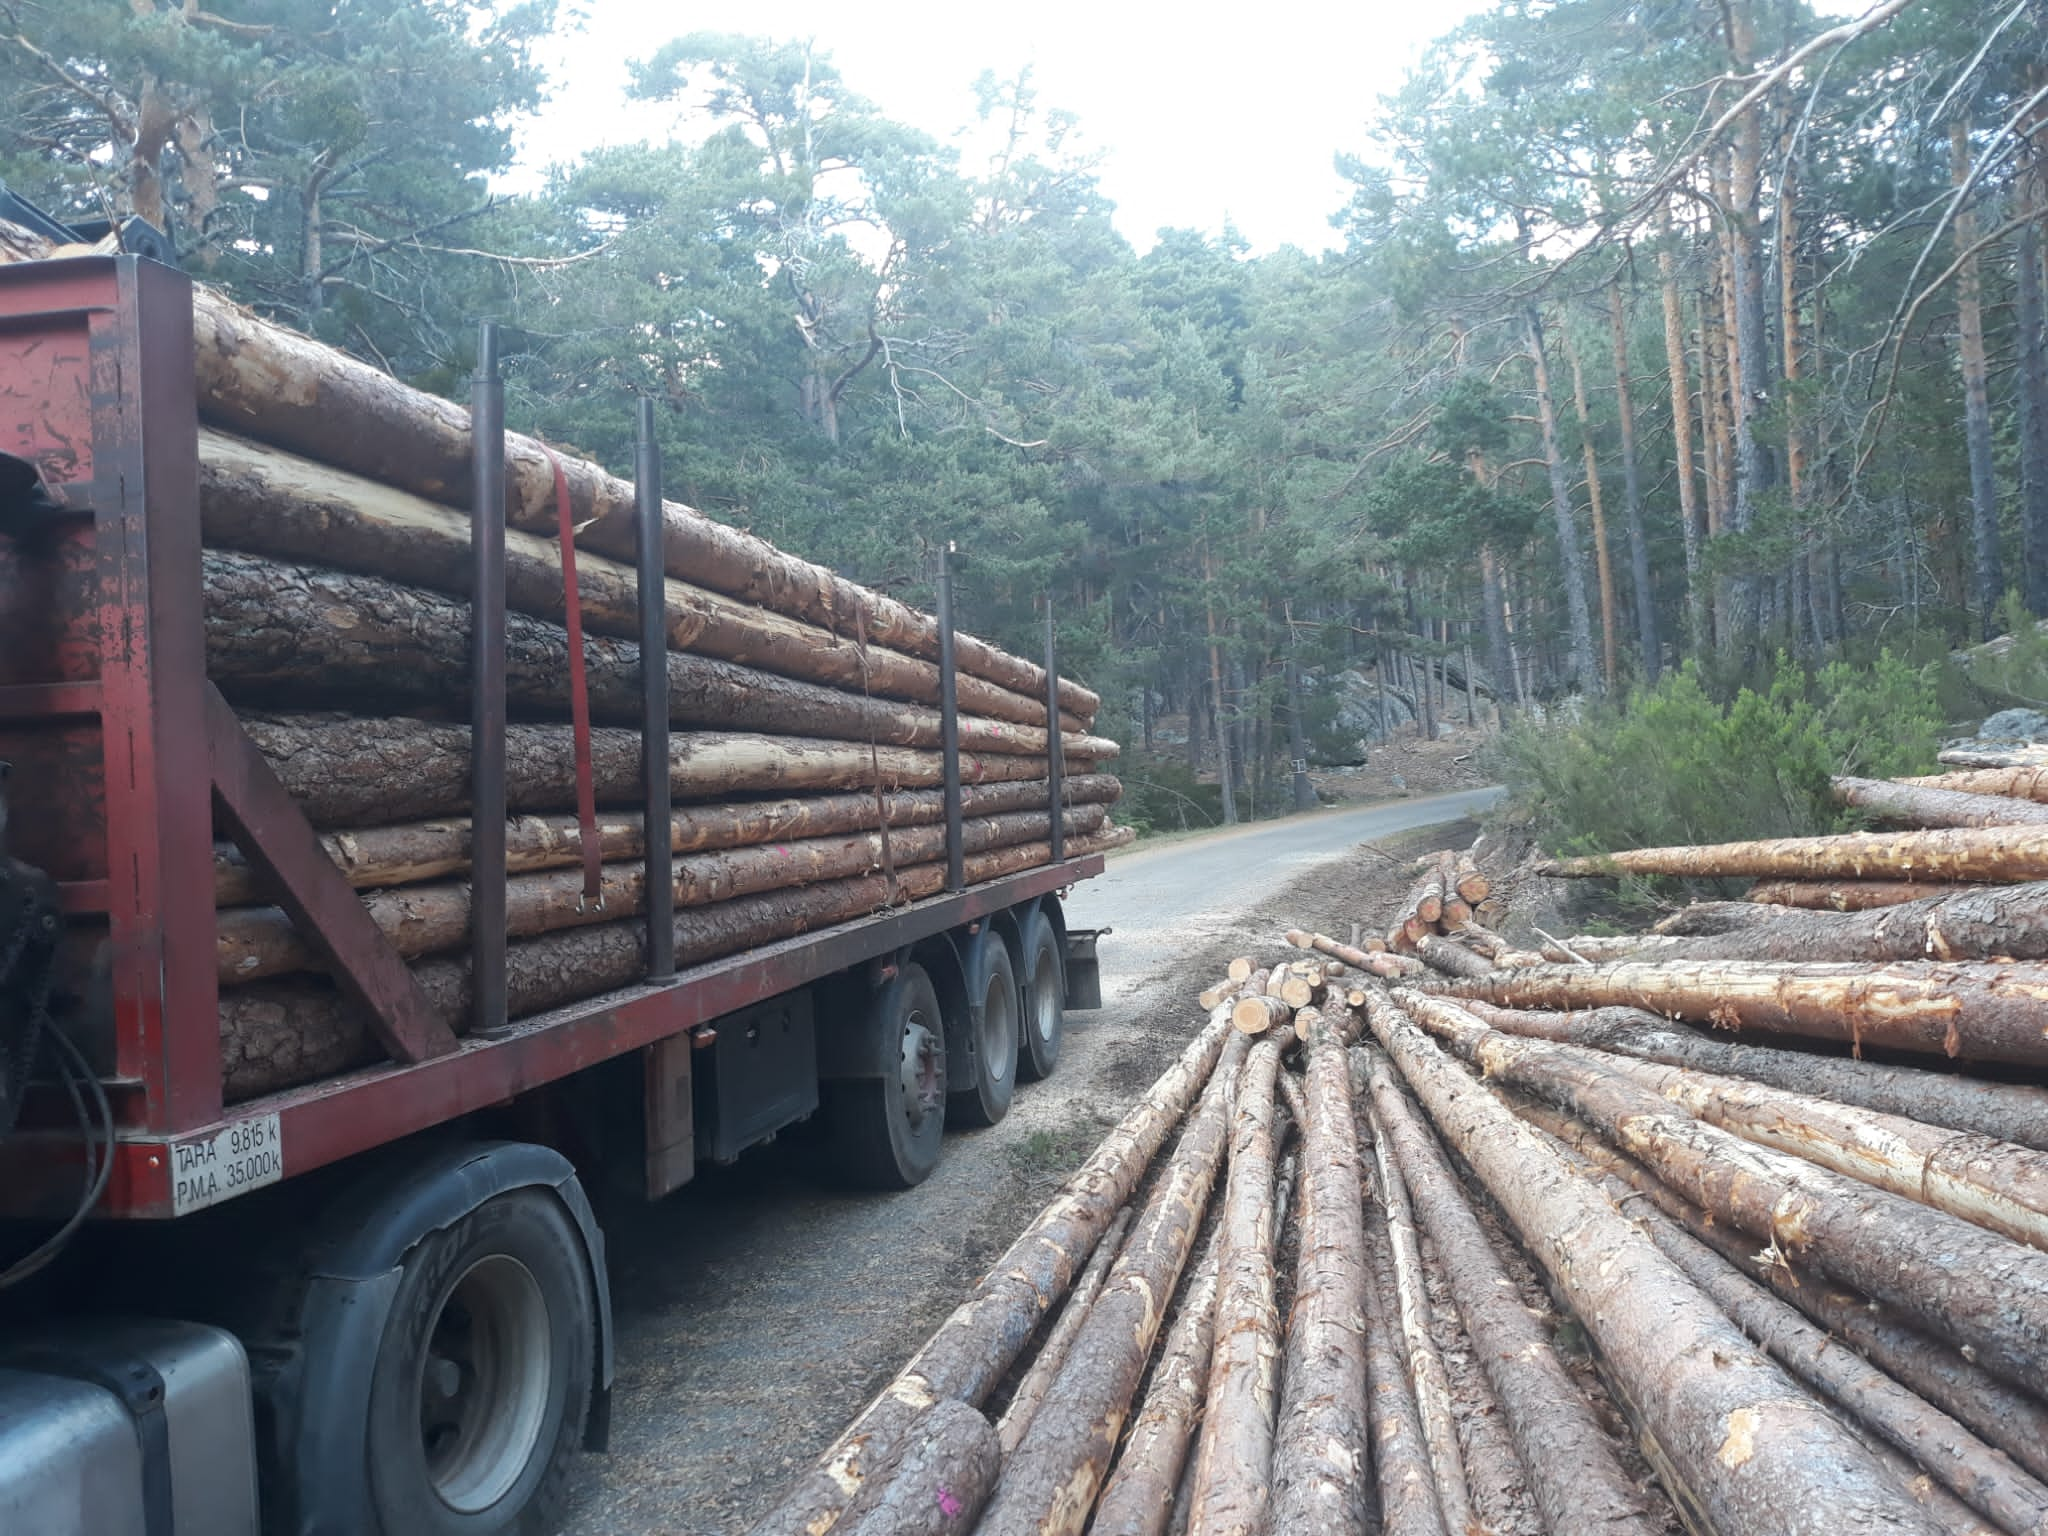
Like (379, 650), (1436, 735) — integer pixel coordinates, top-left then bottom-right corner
(1952, 121), (2006, 634)
(1538, 823), (2048, 884)
(1479, 546), (1515, 719)
(1204, 546), (1239, 826)
(1264, 1018), (1373, 1536)
(1743, 878), (1985, 911)
(1834, 774), (2048, 828)
(182, 295), (1098, 719)
(744, 1013), (1236, 1536)
(1187, 1039), (1284, 1536)
(1456, 999), (2048, 1152)
(1091, 1223), (1224, 1536)
(1527, 306), (1602, 694)
(1566, 329), (1621, 689)
(1658, 226), (1709, 659)
(196, 433), (1084, 732)
(995, 1206), (1133, 1455)
(1359, 1187), (1446, 1536)
(1360, 1047), (1660, 1536)
(212, 774), (1122, 905)
(238, 712), (1088, 828)
(1424, 955), (2048, 1066)
(1412, 934), (1492, 980)
(1401, 994), (2048, 1383)
(1904, 765), (2048, 800)
(2017, 132), (2048, 616)
(981, 1034), (1246, 1536)
(203, 549), (1111, 761)
(1358, 991), (1946, 1536)
(832, 1400), (1001, 1536)
(218, 806), (1111, 985)
(1724, 41), (1775, 656)
(1609, 283), (1660, 678)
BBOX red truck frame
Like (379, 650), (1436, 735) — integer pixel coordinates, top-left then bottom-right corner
(0, 253), (1104, 1223)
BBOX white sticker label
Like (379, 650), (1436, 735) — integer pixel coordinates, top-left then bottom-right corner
(169, 1114), (283, 1215)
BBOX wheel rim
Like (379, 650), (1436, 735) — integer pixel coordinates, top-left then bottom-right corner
(1031, 951), (1061, 1049)
(418, 1254), (554, 1515)
(982, 966), (1017, 1086)
(896, 1000), (943, 1133)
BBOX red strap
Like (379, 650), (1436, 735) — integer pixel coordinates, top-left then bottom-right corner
(544, 445), (603, 902)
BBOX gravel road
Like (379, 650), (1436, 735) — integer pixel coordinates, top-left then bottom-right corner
(554, 790), (1498, 1536)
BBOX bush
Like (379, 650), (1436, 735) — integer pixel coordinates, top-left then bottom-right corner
(1488, 652), (1941, 862)
(1110, 754), (1226, 838)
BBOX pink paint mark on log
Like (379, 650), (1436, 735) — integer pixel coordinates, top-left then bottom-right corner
(936, 1486), (962, 1517)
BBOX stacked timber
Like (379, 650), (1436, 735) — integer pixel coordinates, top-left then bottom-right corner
(747, 813), (2048, 1536)
(0, 225), (1126, 1101)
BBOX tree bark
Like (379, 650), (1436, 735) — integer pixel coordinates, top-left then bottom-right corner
(1527, 306), (1602, 693)
(1745, 879), (1989, 911)
(1358, 1188), (1445, 1536)
(239, 712), (1092, 828)
(1566, 328), (1621, 688)
(1358, 991), (1946, 1536)
(2016, 132), (2048, 616)
(218, 807), (1110, 983)
(995, 1206), (1133, 1456)
(1264, 1017), (1373, 1536)
(831, 1399), (1002, 1536)
(1539, 823), (2048, 884)
(195, 433), (1083, 734)
(203, 548), (1113, 761)
(1659, 219), (1709, 659)
(745, 1011), (1235, 1536)
(1952, 121), (2006, 634)
(1609, 282), (1660, 678)
(1360, 1046), (1660, 1536)
(1187, 1039), (1284, 1536)
(1203, 545), (1239, 827)
(1904, 765), (2048, 802)
(181, 295), (1098, 719)
(1091, 1222), (1224, 1536)
(213, 775), (1121, 905)
(1723, 32), (1775, 654)
(1424, 955), (2048, 1066)
(1412, 935), (1492, 980)
(978, 1033), (1249, 1536)
(1401, 994), (2048, 1383)
(1456, 999), (2048, 1152)
(1831, 775), (2048, 829)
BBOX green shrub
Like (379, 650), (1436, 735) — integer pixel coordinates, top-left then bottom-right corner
(1488, 652), (1941, 863)
(1111, 754), (1225, 838)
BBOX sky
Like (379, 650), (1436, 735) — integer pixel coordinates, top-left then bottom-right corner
(521, 0), (1491, 254)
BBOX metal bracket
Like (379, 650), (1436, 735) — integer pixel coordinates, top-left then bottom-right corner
(203, 683), (457, 1065)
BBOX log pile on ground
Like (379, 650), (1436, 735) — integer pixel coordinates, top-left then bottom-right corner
(0, 227), (1126, 1101)
(748, 801), (2048, 1536)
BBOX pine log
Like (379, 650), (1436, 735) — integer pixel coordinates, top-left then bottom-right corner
(1451, 854), (1489, 905)
(1276, 974), (1318, 1009)
(197, 431), (1088, 734)
(1832, 775), (2048, 828)
(1425, 957), (2048, 1066)
(1274, 1069), (1311, 1134)
(212, 775), (1123, 905)
(1455, 1000), (2048, 1152)
(201, 548), (1115, 761)
(239, 712), (1091, 828)
(1228, 958), (1255, 983)
(1412, 934), (1492, 980)
(1263, 1013), (1373, 1536)
(216, 806), (1109, 984)
(976, 1033), (1249, 1536)
(1939, 747), (2048, 769)
(1359, 1190), (1445, 1536)
(1090, 1223), (1224, 1536)
(1186, 1040), (1284, 1536)
(995, 1207), (1134, 1457)
(1902, 766), (2048, 801)
(1549, 1136), (2048, 1536)
(1229, 996), (1291, 1037)
(1282, 930), (1412, 979)
(1357, 990), (1952, 1536)
(1399, 992), (2048, 1383)
(1538, 825), (2048, 883)
(1519, 1099), (2048, 1489)
(177, 295), (1099, 720)
(1653, 901), (1794, 935)
(1387, 859), (1447, 952)
(1746, 880), (1985, 911)
(1359, 1046), (1657, 1536)
(743, 1009), (1234, 1536)
(1569, 1045), (2048, 1251)
(1361, 1080), (1477, 1536)
(831, 1399), (1002, 1536)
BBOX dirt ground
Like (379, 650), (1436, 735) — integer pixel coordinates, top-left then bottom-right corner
(1309, 720), (1495, 803)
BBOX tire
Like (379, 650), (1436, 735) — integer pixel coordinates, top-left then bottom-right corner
(951, 939), (1019, 1129)
(823, 962), (947, 1188)
(1018, 910), (1066, 1082)
(363, 1190), (595, 1536)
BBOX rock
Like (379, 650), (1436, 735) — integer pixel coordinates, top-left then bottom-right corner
(1311, 670), (1416, 765)
(1978, 708), (2048, 742)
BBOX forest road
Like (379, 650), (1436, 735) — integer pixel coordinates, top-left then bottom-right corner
(555, 786), (1500, 1536)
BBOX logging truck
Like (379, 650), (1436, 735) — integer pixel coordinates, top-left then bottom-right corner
(0, 246), (1113, 1534)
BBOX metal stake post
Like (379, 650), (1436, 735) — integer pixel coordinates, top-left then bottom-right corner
(637, 399), (675, 982)
(470, 322), (508, 1031)
(1045, 604), (1064, 864)
(938, 543), (964, 891)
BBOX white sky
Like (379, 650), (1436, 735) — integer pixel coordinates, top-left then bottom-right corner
(522, 0), (1490, 254)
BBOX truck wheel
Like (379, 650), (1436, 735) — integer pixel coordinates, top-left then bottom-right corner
(1018, 910), (1065, 1082)
(951, 939), (1019, 1128)
(364, 1190), (594, 1536)
(824, 962), (946, 1188)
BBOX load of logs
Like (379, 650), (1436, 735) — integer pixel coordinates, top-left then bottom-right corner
(0, 224), (1126, 1102)
(741, 784), (2048, 1536)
